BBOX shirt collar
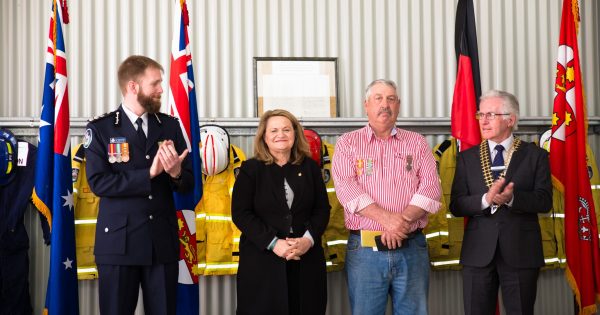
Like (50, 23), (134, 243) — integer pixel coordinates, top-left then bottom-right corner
(487, 134), (514, 152)
(366, 124), (399, 141)
(121, 104), (148, 127)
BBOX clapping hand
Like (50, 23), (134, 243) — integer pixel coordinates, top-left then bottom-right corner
(492, 181), (514, 205)
(150, 140), (189, 178)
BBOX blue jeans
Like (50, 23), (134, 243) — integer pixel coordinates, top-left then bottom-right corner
(345, 232), (430, 315)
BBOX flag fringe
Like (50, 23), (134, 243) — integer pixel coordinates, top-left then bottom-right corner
(32, 188), (53, 230)
(572, 0), (580, 35)
(565, 266), (598, 315)
(551, 175), (566, 193)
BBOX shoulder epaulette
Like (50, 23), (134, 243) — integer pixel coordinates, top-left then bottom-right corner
(154, 112), (179, 125)
(435, 139), (452, 158)
(155, 112), (179, 120)
(322, 144), (331, 165)
(74, 143), (86, 162)
(231, 146), (241, 164)
(88, 110), (117, 123)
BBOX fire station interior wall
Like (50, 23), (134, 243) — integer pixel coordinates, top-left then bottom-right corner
(17, 128), (600, 315)
(2, 0), (600, 313)
(0, 0), (599, 119)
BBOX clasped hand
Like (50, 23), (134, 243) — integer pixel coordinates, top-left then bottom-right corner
(485, 177), (514, 206)
(149, 140), (189, 178)
(272, 237), (311, 261)
(379, 212), (413, 249)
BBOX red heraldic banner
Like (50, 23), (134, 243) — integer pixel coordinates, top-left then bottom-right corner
(550, 1), (600, 314)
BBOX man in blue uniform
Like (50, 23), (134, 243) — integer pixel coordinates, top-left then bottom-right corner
(85, 55), (193, 315)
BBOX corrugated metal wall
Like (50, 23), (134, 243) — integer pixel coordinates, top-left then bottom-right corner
(2, 0), (600, 314)
(0, 0), (599, 118)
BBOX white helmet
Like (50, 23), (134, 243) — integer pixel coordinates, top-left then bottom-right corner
(539, 129), (551, 152)
(200, 125), (230, 176)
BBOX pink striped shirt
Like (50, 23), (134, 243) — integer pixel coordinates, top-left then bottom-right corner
(332, 125), (442, 231)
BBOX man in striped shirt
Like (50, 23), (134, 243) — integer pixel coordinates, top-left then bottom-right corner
(332, 79), (442, 315)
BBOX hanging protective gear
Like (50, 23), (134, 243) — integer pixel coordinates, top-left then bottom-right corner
(200, 125), (230, 176)
(72, 143), (100, 279)
(303, 128), (323, 167)
(0, 131), (37, 315)
(426, 138), (461, 270)
(0, 129), (18, 186)
(196, 144), (246, 275)
(320, 140), (349, 272)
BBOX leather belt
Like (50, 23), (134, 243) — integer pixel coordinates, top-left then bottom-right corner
(349, 228), (422, 239)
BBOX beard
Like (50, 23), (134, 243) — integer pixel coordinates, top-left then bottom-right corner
(137, 89), (162, 114)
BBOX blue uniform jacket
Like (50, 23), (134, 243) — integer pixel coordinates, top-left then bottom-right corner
(0, 142), (39, 253)
(85, 105), (193, 265)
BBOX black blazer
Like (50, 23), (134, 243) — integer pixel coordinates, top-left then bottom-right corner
(85, 105), (193, 265)
(450, 141), (552, 268)
(232, 157), (330, 315)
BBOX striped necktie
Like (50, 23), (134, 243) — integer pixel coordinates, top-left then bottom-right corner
(491, 144), (505, 179)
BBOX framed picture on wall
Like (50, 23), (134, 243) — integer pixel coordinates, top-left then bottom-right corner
(254, 57), (339, 118)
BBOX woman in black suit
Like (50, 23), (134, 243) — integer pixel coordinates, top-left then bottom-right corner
(232, 109), (330, 315)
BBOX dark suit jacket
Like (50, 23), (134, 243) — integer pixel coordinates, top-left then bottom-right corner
(450, 140), (552, 268)
(232, 157), (330, 315)
(85, 105), (193, 265)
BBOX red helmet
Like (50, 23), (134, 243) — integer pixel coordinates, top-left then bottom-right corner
(303, 129), (322, 167)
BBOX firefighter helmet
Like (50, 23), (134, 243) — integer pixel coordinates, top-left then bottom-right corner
(200, 125), (230, 176)
(303, 128), (323, 167)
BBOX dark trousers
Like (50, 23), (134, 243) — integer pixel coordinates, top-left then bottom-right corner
(98, 261), (178, 315)
(462, 249), (540, 315)
(0, 250), (32, 315)
(287, 260), (301, 315)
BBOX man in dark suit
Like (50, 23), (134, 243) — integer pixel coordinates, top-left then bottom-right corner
(85, 55), (193, 315)
(450, 89), (552, 315)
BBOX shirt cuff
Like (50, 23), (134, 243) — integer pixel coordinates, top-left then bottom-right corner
(267, 237), (278, 251)
(345, 193), (376, 214)
(302, 230), (314, 247)
(506, 195), (514, 207)
(409, 194), (441, 213)
(481, 194), (490, 210)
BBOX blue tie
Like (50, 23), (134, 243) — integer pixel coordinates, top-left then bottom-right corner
(135, 117), (146, 146)
(492, 144), (505, 179)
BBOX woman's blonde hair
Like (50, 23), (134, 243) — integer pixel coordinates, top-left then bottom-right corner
(254, 109), (310, 165)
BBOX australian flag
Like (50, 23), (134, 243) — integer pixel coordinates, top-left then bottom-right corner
(31, 1), (79, 314)
(167, 1), (203, 314)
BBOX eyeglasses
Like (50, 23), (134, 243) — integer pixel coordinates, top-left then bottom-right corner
(475, 112), (511, 120)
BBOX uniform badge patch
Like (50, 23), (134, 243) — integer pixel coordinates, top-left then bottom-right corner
(72, 168), (79, 182)
(83, 128), (93, 148)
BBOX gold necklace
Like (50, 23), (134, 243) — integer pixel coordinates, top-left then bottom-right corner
(479, 136), (521, 188)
